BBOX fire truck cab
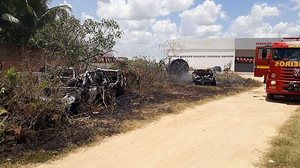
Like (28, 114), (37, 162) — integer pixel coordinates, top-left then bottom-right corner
(254, 37), (300, 99)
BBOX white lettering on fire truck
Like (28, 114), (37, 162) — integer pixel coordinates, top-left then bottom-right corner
(286, 41), (300, 48)
(275, 61), (300, 67)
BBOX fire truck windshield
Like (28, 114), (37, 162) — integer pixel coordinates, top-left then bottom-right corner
(273, 48), (300, 61)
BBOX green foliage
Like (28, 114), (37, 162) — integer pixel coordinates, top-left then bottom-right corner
(27, 0), (49, 18)
(0, 70), (65, 132)
(31, 12), (84, 64)
(0, 106), (7, 116)
(31, 15), (123, 68)
(0, 0), (70, 44)
(82, 19), (122, 56)
(38, 79), (48, 91)
(5, 67), (20, 84)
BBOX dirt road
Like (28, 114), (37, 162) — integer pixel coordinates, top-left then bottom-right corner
(37, 84), (299, 168)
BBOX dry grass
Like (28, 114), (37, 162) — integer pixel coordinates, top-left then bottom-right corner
(259, 108), (300, 168)
(0, 73), (261, 167)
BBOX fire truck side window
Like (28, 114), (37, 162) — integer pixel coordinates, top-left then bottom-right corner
(258, 48), (271, 59)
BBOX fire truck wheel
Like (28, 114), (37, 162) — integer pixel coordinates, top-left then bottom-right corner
(267, 93), (274, 100)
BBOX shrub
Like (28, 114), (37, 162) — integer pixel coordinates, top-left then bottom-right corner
(115, 57), (168, 91)
(0, 69), (66, 140)
(4, 68), (20, 85)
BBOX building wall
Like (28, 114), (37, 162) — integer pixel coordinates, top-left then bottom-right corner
(235, 38), (279, 50)
(235, 50), (255, 57)
(176, 38), (235, 50)
(234, 38), (279, 72)
(235, 62), (254, 72)
(0, 43), (45, 71)
(169, 38), (282, 72)
(171, 38), (235, 71)
(171, 54), (234, 71)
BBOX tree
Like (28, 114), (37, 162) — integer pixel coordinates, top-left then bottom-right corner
(0, 0), (71, 44)
(31, 13), (123, 70)
(162, 40), (184, 58)
(158, 40), (185, 69)
(80, 19), (123, 69)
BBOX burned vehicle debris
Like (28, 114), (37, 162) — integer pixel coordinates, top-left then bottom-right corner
(100, 69), (126, 96)
(41, 68), (126, 114)
(57, 67), (77, 84)
(192, 68), (217, 86)
(213, 66), (222, 73)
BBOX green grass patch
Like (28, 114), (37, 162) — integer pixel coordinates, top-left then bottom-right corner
(259, 108), (300, 168)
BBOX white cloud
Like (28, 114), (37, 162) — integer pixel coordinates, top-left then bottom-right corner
(228, 2), (300, 38)
(291, 0), (300, 10)
(180, 0), (222, 25)
(123, 30), (153, 45)
(60, 0), (72, 9)
(273, 22), (300, 36)
(118, 20), (152, 31)
(179, 0), (224, 37)
(96, 0), (188, 58)
(114, 30), (157, 57)
(250, 3), (279, 16)
(152, 19), (177, 34)
(81, 12), (94, 20)
(95, 0), (300, 57)
(195, 25), (223, 37)
(114, 20), (178, 58)
(220, 11), (229, 20)
(96, 0), (194, 20)
(161, 0), (194, 13)
(97, 0), (164, 20)
(229, 3), (280, 37)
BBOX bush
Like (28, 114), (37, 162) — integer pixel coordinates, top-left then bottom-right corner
(0, 68), (66, 141)
(4, 68), (20, 83)
(115, 57), (168, 91)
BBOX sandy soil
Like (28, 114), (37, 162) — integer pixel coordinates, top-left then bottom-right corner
(37, 79), (299, 168)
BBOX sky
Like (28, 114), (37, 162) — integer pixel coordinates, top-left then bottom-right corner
(49, 0), (300, 59)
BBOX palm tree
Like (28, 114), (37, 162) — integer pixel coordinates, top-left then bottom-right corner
(0, 0), (71, 44)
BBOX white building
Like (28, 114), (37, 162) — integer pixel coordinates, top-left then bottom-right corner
(169, 38), (280, 72)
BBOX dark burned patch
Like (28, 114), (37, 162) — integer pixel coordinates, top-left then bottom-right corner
(0, 74), (261, 165)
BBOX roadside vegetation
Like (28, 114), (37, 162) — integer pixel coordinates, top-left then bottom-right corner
(0, 1), (262, 167)
(0, 68), (261, 166)
(259, 108), (300, 168)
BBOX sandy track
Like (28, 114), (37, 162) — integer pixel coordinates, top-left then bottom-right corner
(37, 86), (299, 168)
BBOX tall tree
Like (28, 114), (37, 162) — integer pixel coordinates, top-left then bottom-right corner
(31, 13), (123, 69)
(0, 0), (70, 44)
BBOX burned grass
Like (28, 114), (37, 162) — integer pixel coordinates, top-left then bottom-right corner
(0, 73), (261, 166)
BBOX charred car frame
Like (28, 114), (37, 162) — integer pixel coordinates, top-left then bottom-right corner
(192, 68), (217, 86)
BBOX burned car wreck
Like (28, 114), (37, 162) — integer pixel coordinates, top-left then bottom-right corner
(192, 68), (217, 86)
(43, 68), (126, 114)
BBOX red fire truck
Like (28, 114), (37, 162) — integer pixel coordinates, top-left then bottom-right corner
(254, 37), (300, 99)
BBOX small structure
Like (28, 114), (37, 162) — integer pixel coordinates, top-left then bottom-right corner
(168, 59), (189, 77)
